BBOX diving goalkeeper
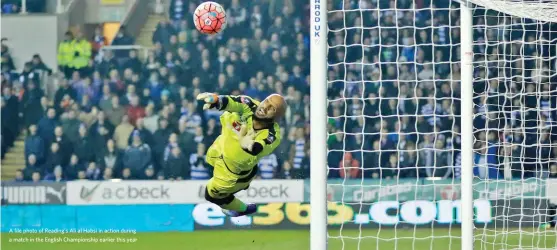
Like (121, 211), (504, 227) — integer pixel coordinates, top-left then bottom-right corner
(196, 93), (286, 217)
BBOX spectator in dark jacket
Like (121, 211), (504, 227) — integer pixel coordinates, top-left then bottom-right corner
(111, 26), (135, 58)
(44, 142), (63, 175)
(89, 111), (115, 148)
(123, 50), (142, 73)
(54, 79), (77, 112)
(65, 154), (83, 180)
(2, 86), (19, 148)
(21, 80), (45, 128)
(152, 20), (177, 51)
(73, 124), (95, 163)
(60, 110), (81, 143)
(97, 139), (122, 173)
(24, 124), (45, 162)
(29, 54), (53, 75)
(37, 108), (57, 147)
(44, 165), (64, 182)
(52, 126), (72, 166)
(152, 119), (172, 168)
(128, 118), (154, 146)
(164, 146), (187, 180)
(24, 154), (42, 180)
(123, 131), (152, 178)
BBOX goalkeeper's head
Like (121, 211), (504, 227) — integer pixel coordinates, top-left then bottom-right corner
(254, 94), (286, 123)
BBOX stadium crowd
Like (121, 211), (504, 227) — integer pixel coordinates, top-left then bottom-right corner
(2, 0), (556, 182)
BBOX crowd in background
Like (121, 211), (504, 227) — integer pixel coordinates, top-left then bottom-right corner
(1, 0), (556, 182)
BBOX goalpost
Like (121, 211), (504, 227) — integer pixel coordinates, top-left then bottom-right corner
(310, 0), (557, 249)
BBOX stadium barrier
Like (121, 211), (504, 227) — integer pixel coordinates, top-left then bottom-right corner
(1, 179), (555, 231)
(317, 179), (545, 202)
(66, 180), (304, 205)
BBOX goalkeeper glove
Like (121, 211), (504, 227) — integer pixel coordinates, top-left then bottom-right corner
(196, 93), (220, 110)
(238, 124), (256, 151)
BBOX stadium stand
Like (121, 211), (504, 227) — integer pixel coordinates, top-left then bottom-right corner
(2, 0), (555, 183)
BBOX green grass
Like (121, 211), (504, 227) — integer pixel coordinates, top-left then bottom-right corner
(2, 229), (556, 250)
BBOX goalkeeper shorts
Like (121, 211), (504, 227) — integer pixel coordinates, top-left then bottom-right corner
(206, 154), (258, 199)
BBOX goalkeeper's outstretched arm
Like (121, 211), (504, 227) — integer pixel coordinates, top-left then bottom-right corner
(197, 93), (258, 114)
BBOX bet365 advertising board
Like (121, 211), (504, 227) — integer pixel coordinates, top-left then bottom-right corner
(192, 199), (549, 229)
(193, 178), (551, 230)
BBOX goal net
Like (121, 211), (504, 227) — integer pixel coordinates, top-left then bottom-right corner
(313, 0), (557, 249)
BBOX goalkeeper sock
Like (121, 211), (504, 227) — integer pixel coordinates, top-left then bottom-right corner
(221, 197), (247, 212)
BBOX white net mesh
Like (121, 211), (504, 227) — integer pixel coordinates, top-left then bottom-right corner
(325, 0), (557, 249)
(470, 1), (557, 249)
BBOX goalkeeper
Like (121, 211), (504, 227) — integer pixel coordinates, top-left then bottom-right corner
(196, 93), (286, 217)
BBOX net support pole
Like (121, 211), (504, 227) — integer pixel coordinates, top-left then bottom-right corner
(310, 0), (328, 248)
(460, 1), (475, 249)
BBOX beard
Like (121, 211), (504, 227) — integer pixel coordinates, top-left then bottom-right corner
(253, 113), (274, 124)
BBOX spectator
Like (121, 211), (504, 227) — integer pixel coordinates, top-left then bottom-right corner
(258, 153), (279, 179)
(106, 96), (126, 126)
(143, 105), (159, 133)
(152, 119), (172, 168)
(77, 170), (87, 180)
(24, 125), (45, 162)
(152, 20), (177, 50)
(164, 146), (187, 180)
(37, 108), (57, 149)
(52, 126), (72, 166)
(60, 110), (81, 143)
(142, 166), (158, 180)
(339, 152), (360, 179)
(31, 171), (42, 183)
(188, 143), (210, 180)
(111, 26), (135, 58)
(97, 139), (122, 172)
(44, 165), (64, 182)
(28, 54), (52, 76)
(85, 162), (101, 180)
(89, 111), (115, 146)
(102, 167), (114, 180)
(113, 115), (134, 150)
(121, 168), (132, 180)
(44, 142), (63, 175)
(130, 118), (153, 146)
(24, 154), (41, 180)
(123, 131), (152, 177)
(65, 154), (83, 180)
(54, 79), (77, 112)
(73, 124), (94, 164)
(92, 26), (107, 58)
(21, 80), (45, 128)
(2, 86), (19, 148)
(169, 0), (187, 24)
(14, 169), (25, 182)
(127, 95), (145, 126)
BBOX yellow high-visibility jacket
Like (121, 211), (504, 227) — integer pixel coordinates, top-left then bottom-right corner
(71, 39), (92, 69)
(57, 40), (74, 67)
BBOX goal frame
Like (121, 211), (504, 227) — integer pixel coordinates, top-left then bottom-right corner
(308, 1), (476, 249)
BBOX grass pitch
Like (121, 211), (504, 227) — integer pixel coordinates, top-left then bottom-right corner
(2, 229), (556, 250)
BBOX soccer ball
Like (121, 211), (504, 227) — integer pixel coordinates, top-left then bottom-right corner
(193, 2), (227, 35)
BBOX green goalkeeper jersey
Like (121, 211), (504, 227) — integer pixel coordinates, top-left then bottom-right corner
(206, 95), (282, 177)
